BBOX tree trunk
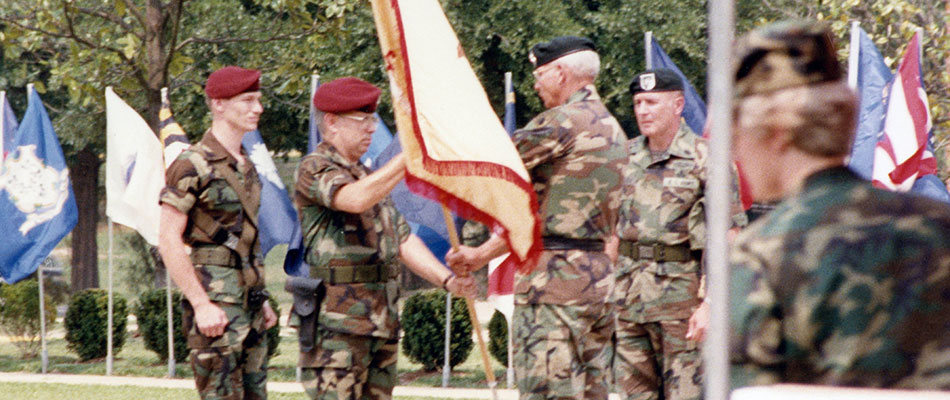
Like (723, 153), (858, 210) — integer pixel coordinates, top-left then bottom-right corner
(70, 147), (100, 292)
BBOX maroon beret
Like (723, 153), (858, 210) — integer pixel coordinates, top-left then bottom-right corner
(205, 66), (261, 99)
(312, 77), (381, 113)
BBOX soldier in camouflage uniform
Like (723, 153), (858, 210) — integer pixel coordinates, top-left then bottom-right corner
(447, 36), (628, 399)
(293, 77), (475, 400)
(611, 68), (747, 400)
(159, 66), (278, 400)
(729, 20), (950, 390)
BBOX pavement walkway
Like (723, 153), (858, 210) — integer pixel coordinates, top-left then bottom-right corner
(0, 371), (522, 399)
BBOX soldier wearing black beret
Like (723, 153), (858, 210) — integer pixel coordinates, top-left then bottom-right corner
(447, 35), (628, 399)
(609, 66), (747, 399)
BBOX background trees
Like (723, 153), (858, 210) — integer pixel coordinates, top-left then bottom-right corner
(0, 0), (947, 288)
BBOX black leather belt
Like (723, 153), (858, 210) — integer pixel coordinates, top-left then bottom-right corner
(311, 264), (388, 284)
(618, 241), (694, 262)
(542, 236), (605, 252)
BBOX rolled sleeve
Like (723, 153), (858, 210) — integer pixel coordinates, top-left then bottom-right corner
(160, 157), (198, 214)
(295, 155), (355, 209)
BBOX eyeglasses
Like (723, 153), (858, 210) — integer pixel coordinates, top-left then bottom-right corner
(341, 113), (379, 126)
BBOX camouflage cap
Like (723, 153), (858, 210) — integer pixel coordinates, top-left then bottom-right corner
(734, 20), (842, 98)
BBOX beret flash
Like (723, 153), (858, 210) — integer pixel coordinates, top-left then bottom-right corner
(204, 66), (261, 99)
(529, 36), (597, 68)
(312, 77), (382, 114)
(630, 68), (684, 96)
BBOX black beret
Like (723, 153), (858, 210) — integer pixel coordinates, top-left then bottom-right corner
(529, 36), (597, 68)
(630, 68), (684, 96)
(312, 77), (381, 114)
(205, 66), (261, 99)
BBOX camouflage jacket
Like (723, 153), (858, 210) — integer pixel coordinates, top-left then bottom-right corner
(730, 167), (950, 389)
(160, 131), (262, 305)
(512, 84), (628, 305)
(612, 124), (746, 322)
(294, 142), (410, 339)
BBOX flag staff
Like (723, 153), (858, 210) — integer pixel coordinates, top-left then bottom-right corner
(160, 87), (177, 378)
(107, 220), (114, 376)
(502, 71), (516, 389)
(442, 287), (452, 387)
(848, 21), (861, 89)
(645, 31), (654, 70)
(442, 206), (498, 400)
(30, 81), (50, 371)
(704, 0), (735, 399)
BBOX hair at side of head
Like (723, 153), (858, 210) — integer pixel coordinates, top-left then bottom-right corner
(313, 109), (328, 132)
(735, 80), (858, 157)
(551, 50), (600, 80)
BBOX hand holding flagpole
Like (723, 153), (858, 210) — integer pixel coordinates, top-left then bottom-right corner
(441, 205), (498, 400)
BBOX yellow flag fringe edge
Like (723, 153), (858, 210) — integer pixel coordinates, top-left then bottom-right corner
(370, 0), (541, 271)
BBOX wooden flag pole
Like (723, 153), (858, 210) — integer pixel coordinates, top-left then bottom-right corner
(441, 205), (498, 399)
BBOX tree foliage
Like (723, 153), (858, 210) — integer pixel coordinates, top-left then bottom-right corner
(754, 0), (950, 181)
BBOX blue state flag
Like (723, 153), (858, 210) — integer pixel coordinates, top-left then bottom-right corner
(1, 91), (18, 160)
(848, 27), (892, 180)
(241, 130), (306, 277)
(651, 40), (707, 135)
(0, 87), (78, 284)
(370, 123), (453, 263)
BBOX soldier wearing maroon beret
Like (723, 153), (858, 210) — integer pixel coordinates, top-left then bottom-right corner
(292, 77), (475, 399)
(159, 65), (278, 400)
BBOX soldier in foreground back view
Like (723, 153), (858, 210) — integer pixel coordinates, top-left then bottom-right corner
(729, 20), (950, 389)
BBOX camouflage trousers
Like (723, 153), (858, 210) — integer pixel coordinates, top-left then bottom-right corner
(183, 301), (269, 400)
(300, 328), (398, 400)
(613, 318), (702, 400)
(513, 302), (614, 400)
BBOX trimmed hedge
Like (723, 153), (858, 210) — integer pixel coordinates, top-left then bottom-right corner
(134, 288), (188, 363)
(64, 289), (128, 361)
(487, 310), (508, 365)
(401, 290), (473, 371)
(0, 279), (57, 358)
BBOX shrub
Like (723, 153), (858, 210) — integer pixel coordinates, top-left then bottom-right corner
(64, 289), (129, 361)
(401, 289), (473, 371)
(134, 288), (188, 363)
(266, 296), (281, 360)
(0, 279), (57, 358)
(487, 310), (508, 365)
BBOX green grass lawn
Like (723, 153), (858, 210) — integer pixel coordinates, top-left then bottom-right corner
(11, 226), (511, 389)
(0, 382), (485, 400)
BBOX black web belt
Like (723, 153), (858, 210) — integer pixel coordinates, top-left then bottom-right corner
(542, 236), (605, 252)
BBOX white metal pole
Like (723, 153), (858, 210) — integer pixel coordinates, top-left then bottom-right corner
(166, 267), (175, 377)
(645, 31), (654, 70)
(506, 316), (513, 388)
(705, 1), (735, 399)
(107, 219), (114, 376)
(38, 259), (48, 374)
(848, 21), (860, 89)
(442, 291), (452, 387)
(27, 83), (48, 375)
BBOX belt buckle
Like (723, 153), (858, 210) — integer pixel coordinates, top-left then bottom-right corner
(654, 245), (667, 262)
(638, 245), (654, 259)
